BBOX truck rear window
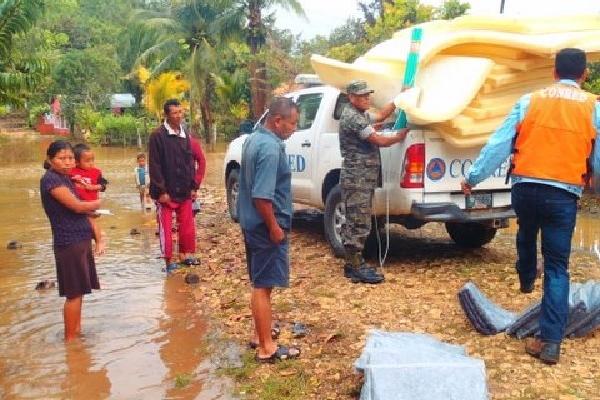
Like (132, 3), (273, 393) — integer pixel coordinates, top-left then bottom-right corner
(297, 93), (323, 130)
(334, 93), (349, 120)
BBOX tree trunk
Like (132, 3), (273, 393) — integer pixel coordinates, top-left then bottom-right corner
(248, 1), (268, 120)
(199, 74), (215, 147)
(210, 124), (217, 152)
(249, 59), (268, 120)
(200, 99), (212, 146)
(189, 92), (204, 143)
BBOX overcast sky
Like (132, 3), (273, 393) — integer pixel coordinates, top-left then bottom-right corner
(275, 0), (600, 40)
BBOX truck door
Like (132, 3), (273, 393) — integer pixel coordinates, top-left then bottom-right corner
(285, 92), (323, 201)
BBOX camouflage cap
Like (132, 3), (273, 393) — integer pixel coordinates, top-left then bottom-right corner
(345, 80), (374, 95)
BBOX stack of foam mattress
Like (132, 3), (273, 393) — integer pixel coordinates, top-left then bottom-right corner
(458, 281), (600, 338)
(311, 15), (600, 147)
(355, 330), (488, 400)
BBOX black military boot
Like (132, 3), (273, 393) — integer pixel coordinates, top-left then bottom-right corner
(343, 251), (361, 279)
(350, 263), (385, 284)
(343, 254), (383, 284)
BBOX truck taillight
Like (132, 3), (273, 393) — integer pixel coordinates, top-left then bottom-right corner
(400, 144), (425, 188)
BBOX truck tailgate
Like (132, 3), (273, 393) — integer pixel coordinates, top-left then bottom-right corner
(423, 135), (511, 206)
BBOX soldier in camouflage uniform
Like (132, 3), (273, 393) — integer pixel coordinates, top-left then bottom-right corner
(339, 80), (409, 284)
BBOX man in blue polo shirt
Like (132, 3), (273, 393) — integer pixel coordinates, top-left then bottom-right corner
(238, 97), (301, 363)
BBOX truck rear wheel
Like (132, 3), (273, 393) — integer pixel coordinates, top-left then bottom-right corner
(324, 185), (346, 257)
(445, 222), (497, 248)
(324, 184), (378, 258)
(226, 168), (240, 222)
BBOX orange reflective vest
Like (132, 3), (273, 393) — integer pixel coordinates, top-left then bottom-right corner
(512, 83), (597, 186)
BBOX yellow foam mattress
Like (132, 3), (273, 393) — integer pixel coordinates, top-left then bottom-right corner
(310, 15), (600, 147)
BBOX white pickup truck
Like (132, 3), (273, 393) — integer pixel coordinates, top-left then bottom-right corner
(223, 85), (515, 257)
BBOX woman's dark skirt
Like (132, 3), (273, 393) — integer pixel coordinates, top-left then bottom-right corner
(54, 240), (100, 298)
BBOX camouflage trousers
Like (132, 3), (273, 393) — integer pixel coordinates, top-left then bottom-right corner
(340, 186), (374, 256)
(340, 163), (378, 265)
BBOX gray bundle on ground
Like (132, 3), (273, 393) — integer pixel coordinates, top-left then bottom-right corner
(458, 281), (600, 339)
(458, 282), (517, 335)
(355, 330), (488, 400)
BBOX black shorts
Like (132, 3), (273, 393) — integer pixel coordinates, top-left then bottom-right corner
(243, 226), (289, 289)
(54, 240), (100, 298)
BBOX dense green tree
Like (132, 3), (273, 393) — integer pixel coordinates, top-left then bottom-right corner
(365, 0), (433, 44)
(325, 0), (469, 64)
(136, 0), (244, 144)
(359, 0), (394, 26)
(323, 18), (369, 64)
(32, 0), (133, 51)
(0, 0), (47, 106)
(329, 18), (367, 48)
(433, 0), (470, 20)
(51, 46), (120, 109)
(18, 0), (147, 118)
(584, 62), (600, 94)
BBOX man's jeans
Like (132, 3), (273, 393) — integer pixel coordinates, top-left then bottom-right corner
(511, 183), (577, 344)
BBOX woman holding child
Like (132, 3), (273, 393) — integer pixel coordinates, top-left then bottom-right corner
(40, 140), (102, 342)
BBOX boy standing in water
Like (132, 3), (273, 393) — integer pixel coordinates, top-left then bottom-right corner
(134, 153), (152, 210)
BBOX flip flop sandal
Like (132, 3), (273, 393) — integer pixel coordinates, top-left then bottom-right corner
(255, 345), (301, 364)
(181, 257), (201, 266)
(272, 322), (281, 338)
(247, 325), (282, 349)
(165, 262), (181, 274)
(290, 322), (309, 338)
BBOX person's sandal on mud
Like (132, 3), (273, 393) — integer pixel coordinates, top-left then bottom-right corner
(180, 256), (201, 266)
(256, 344), (300, 364)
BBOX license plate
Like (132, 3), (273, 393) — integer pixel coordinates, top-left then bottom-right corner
(466, 193), (492, 209)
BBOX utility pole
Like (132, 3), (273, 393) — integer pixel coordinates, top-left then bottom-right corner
(500, 0), (505, 14)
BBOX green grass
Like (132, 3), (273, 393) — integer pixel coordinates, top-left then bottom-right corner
(273, 300), (294, 313)
(260, 371), (309, 400)
(311, 287), (336, 298)
(219, 350), (258, 380)
(174, 373), (193, 388)
(221, 351), (311, 399)
(228, 300), (246, 312)
(562, 382), (588, 399)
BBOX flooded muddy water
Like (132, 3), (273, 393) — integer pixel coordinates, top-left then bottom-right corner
(505, 213), (600, 262)
(0, 137), (231, 399)
(570, 215), (600, 261)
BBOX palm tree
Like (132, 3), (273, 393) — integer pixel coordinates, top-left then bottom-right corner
(0, 0), (46, 106)
(214, 67), (250, 136)
(134, 0), (234, 145)
(144, 71), (190, 120)
(218, 0), (304, 119)
(118, 21), (163, 102)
